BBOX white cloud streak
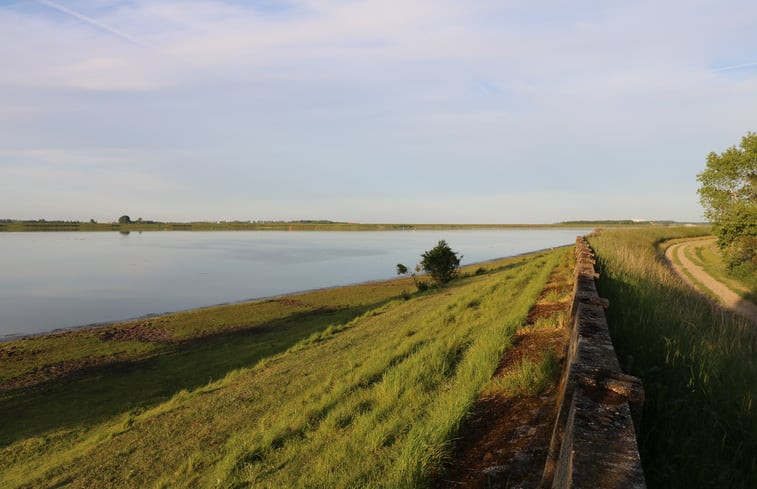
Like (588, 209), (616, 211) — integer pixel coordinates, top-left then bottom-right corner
(34, 0), (149, 48)
(713, 61), (757, 72)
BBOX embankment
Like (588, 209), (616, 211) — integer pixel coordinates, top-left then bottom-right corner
(540, 237), (646, 488)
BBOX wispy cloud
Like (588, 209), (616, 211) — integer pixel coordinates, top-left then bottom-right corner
(713, 61), (757, 72)
(1, 1), (756, 222)
(34, 0), (148, 48)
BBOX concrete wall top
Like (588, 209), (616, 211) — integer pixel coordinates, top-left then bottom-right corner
(540, 237), (646, 489)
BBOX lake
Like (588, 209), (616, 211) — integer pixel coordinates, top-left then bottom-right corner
(0, 229), (590, 340)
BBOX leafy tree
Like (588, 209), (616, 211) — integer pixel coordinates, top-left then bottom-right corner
(420, 240), (462, 285)
(697, 132), (757, 275)
(118, 215), (131, 224)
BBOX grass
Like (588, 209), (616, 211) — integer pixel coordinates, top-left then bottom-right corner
(683, 238), (757, 303)
(0, 248), (568, 488)
(491, 351), (561, 397)
(588, 227), (757, 488)
(0, 280), (416, 389)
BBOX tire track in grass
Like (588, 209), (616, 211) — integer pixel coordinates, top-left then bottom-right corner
(666, 241), (757, 323)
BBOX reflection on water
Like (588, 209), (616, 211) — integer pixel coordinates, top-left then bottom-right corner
(0, 229), (590, 339)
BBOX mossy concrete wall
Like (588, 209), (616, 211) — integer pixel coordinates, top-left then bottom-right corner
(540, 237), (646, 488)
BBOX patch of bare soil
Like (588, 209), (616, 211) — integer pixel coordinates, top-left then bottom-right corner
(1, 319), (287, 392)
(98, 319), (174, 342)
(436, 270), (572, 489)
(0, 354), (138, 392)
(527, 302), (566, 323)
(268, 298), (309, 307)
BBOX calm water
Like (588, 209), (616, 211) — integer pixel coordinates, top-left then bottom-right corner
(0, 229), (589, 339)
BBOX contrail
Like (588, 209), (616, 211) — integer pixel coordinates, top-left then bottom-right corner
(712, 61), (757, 72)
(35, 0), (148, 48)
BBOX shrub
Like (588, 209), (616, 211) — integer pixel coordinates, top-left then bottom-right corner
(420, 240), (462, 285)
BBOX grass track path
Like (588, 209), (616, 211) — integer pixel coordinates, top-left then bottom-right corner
(666, 240), (757, 323)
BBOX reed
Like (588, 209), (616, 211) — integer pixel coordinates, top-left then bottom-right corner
(589, 227), (757, 488)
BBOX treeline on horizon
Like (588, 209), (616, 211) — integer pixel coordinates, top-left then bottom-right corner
(558, 219), (687, 225)
(0, 218), (699, 232)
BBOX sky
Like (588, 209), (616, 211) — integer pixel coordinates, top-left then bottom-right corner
(1, 0), (756, 224)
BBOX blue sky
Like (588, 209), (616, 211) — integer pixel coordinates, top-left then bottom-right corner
(1, 0), (756, 223)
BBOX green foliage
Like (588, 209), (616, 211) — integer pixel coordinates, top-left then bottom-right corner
(697, 132), (757, 275)
(396, 263), (408, 276)
(118, 215), (132, 224)
(420, 240), (462, 285)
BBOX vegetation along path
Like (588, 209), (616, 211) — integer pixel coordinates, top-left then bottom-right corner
(666, 238), (757, 323)
(590, 227), (756, 488)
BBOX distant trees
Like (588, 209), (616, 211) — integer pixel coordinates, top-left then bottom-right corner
(118, 215), (131, 224)
(697, 132), (757, 277)
(421, 240), (462, 285)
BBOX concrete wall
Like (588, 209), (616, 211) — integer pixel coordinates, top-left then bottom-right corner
(539, 237), (646, 489)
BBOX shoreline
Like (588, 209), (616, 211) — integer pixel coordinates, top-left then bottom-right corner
(0, 222), (684, 233)
(0, 247), (565, 344)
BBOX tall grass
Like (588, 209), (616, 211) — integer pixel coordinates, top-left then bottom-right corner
(0, 249), (566, 489)
(589, 228), (757, 488)
(492, 351), (560, 397)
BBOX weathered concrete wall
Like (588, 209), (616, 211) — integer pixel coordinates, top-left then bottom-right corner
(539, 237), (646, 489)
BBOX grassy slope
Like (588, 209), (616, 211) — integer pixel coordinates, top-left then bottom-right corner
(0, 248), (566, 489)
(0, 279), (417, 389)
(589, 228), (757, 489)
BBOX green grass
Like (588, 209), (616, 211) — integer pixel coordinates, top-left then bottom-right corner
(589, 227), (757, 488)
(0, 248), (568, 488)
(0, 279), (420, 388)
(684, 238), (757, 303)
(490, 351), (561, 397)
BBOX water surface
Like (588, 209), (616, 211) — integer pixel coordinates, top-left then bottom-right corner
(0, 229), (589, 339)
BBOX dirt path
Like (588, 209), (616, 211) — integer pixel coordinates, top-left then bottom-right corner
(666, 240), (757, 323)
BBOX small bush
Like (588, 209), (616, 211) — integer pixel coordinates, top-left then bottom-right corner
(420, 240), (462, 285)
